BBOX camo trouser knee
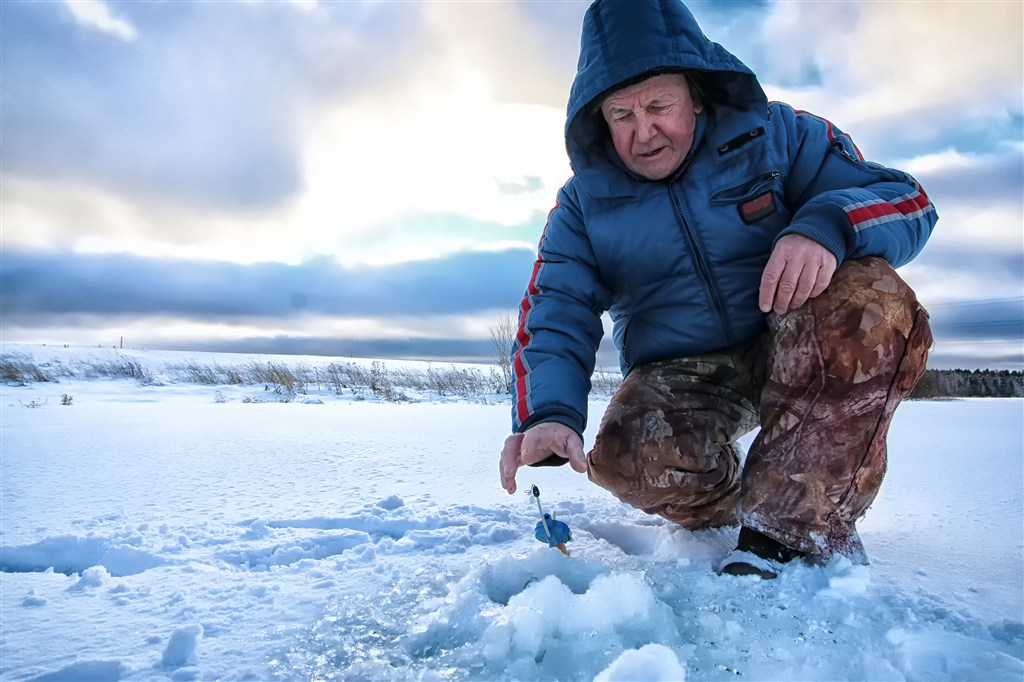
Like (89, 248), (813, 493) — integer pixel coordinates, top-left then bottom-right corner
(742, 257), (932, 556)
(587, 257), (932, 556)
(587, 349), (761, 529)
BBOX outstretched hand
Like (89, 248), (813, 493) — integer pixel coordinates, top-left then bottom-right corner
(759, 234), (837, 315)
(499, 422), (588, 494)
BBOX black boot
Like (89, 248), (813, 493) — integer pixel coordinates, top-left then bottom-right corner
(718, 527), (804, 579)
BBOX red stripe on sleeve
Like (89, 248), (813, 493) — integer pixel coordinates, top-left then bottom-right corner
(846, 202), (900, 227)
(514, 352), (530, 424)
(847, 189), (933, 228)
(512, 199), (560, 425)
(892, 191), (930, 216)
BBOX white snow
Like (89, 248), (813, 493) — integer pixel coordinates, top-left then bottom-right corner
(1, 344), (1022, 681)
(161, 624), (203, 669)
(594, 643), (687, 682)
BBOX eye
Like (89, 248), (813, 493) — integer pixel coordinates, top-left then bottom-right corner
(612, 112), (633, 124)
(649, 105), (671, 114)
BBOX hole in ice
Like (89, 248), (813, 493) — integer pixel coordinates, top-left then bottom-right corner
(579, 520), (667, 555)
(476, 551), (608, 606)
(578, 519), (734, 561)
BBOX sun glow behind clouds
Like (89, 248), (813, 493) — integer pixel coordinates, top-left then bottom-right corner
(295, 66), (568, 263)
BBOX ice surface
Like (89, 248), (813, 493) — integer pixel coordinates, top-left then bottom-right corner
(1, 344), (1021, 680)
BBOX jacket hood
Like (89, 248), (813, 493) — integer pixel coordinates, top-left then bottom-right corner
(566, 0), (768, 195)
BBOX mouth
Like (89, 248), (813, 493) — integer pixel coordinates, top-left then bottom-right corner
(637, 147), (666, 159)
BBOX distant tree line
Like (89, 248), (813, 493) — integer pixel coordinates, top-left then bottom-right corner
(910, 368), (1024, 399)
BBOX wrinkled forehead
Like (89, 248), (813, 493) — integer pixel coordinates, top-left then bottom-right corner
(600, 72), (690, 111)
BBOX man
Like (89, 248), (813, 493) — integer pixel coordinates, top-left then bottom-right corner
(499, 0), (935, 579)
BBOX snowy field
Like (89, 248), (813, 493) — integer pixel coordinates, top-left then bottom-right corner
(1, 344), (1022, 681)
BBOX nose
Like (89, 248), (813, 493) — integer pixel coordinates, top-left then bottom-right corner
(634, 112), (658, 144)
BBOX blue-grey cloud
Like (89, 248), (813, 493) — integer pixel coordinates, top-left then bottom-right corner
(3, 244), (1019, 369)
(907, 242), (1024, 292)
(900, 244), (1023, 369)
(160, 334), (498, 365)
(928, 350), (1023, 372)
(869, 115), (1024, 165)
(920, 116), (1023, 161)
(142, 332), (623, 368)
(929, 297), (1024, 342)
(0, 1), (427, 210)
(913, 149), (1024, 206)
(0, 247), (537, 321)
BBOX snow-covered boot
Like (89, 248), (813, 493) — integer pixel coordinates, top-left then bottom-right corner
(718, 527), (804, 579)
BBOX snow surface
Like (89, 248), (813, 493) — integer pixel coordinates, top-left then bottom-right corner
(1, 344), (1022, 681)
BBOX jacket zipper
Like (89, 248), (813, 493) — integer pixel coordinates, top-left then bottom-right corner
(668, 184), (731, 342)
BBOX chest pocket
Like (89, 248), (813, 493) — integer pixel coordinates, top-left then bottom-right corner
(710, 170), (782, 225)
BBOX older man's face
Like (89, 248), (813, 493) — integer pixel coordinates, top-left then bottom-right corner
(600, 73), (703, 180)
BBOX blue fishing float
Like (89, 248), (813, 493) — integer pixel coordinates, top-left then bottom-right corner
(531, 485), (572, 556)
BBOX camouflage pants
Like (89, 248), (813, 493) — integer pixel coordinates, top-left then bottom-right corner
(587, 257), (933, 557)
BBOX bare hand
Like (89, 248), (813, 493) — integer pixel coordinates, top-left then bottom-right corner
(499, 422), (587, 494)
(759, 234), (837, 315)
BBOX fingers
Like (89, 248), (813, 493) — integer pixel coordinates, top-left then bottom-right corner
(784, 262), (817, 312)
(499, 433), (524, 494)
(564, 432), (588, 473)
(760, 235), (837, 315)
(758, 251), (783, 313)
(809, 259), (835, 299)
(500, 424), (588, 493)
(760, 252), (808, 315)
(767, 261), (819, 315)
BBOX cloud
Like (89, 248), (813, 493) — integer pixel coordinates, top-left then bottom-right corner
(171, 333), (622, 367)
(0, 248), (536, 322)
(712, 2), (1024, 158)
(901, 237), (1023, 301)
(890, 146), (1024, 281)
(898, 146), (1024, 207)
(63, 0), (137, 41)
(0, 311), (508, 363)
(162, 335), (496, 364)
(1, 1), (574, 263)
(927, 346), (1023, 372)
(0, 176), (544, 267)
(928, 297), (1024, 343)
(0, 310), (623, 367)
(1, 2), (428, 211)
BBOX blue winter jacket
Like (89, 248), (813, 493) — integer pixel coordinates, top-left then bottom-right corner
(511, 0), (936, 438)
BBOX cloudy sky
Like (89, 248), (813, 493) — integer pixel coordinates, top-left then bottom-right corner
(2, 0), (1022, 370)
